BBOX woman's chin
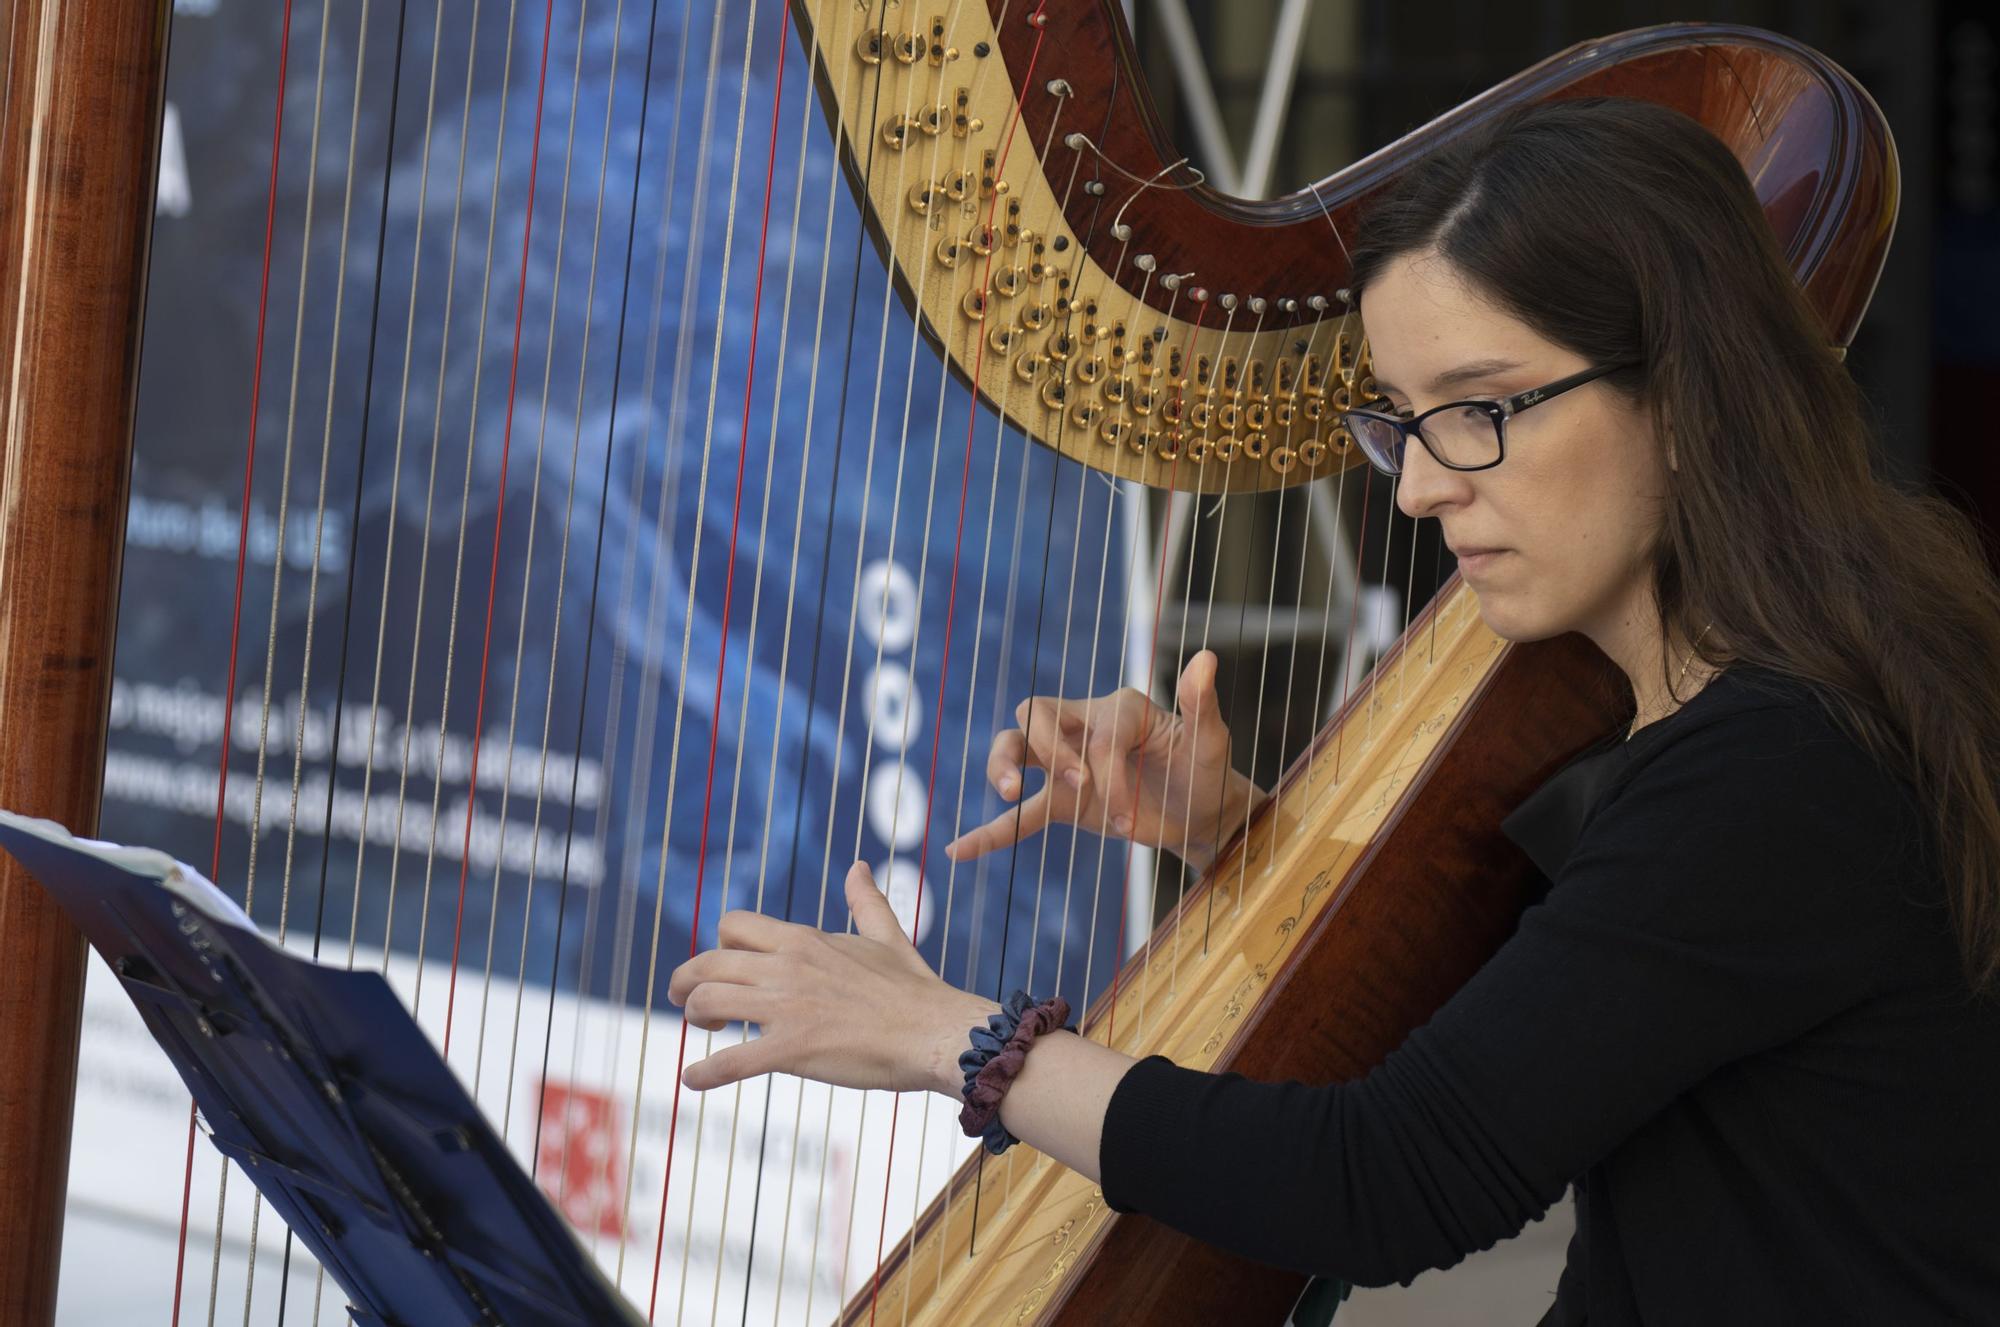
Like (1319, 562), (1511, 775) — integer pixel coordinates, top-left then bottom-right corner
(1468, 591), (1559, 644)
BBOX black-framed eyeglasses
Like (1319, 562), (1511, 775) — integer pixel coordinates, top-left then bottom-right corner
(1337, 360), (1641, 477)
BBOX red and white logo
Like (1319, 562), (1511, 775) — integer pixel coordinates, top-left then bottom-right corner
(535, 1077), (626, 1238)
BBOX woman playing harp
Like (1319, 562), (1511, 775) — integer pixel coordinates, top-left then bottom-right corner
(670, 97), (2000, 1321)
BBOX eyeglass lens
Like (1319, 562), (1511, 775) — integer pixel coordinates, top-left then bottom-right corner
(1346, 404), (1503, 475)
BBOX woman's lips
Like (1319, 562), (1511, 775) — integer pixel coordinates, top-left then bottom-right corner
(1457, 549), (1509, 575)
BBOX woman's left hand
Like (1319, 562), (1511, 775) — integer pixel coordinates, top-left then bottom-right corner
(666, 862), (1001, 1095)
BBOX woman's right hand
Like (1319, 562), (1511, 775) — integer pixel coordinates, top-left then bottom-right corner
(944, 650), (1263, 873)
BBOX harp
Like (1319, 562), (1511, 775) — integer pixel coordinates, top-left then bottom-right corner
(0, 2), (1894, 1324)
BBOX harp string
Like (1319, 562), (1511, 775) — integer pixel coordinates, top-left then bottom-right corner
(738, 10), (874, 1317)
(1102, 277), (1197, 1051)
(608, 0), (736, 1289)
(341, 0), (455, 984)
(588, 3), (717, 1260)
(745, 0), (904, 1306)
(894, 38), (1115, 1292)
(835, 1), (1082, 1293)
(464, 0), (603, 1110)
(637, 0), (796, 1310)
(173, 0), (301, 1317)
(1014, 99), (1108, 1012)
(433, 0), (563, 1063)
(799, 7), (975, 1307)
(1046, 169), (1147, 1011)
(1067, 281), (1153, 1063)
(398, 0), (543, 1024)
(1257, 304), (1337, 893)
(979, 86), (1134, 1228)
(1141, 285), (1219, 1041)
(937, 91), (1155, 1288)
(901, 9), (1096, 1231)
(698, 8), (837, 1314)
(1174, 298), (1255, 978)
(662, 1), (800, 1319)
(699, 2), (988, 1316)
(1064, 257), (1158, 1045)
(215, 0), (358, 1315)
(533, 0), (684, 1286)
(277, 0), (421, 1314)
(493, 0), (644, 1160)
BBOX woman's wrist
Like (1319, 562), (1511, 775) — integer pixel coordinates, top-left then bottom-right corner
(928, 989), (1004, 1098)
(1180, 770), (1267, 871)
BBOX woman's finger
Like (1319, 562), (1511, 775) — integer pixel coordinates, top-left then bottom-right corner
(1019, 697), (1090, 790)
(844, 861), (915, 950)
(944, 787), (1057, 861)
(666, 947), (773, 1007)
(681, 1032), (789, 1092)
(986, 728), (1029, 800)
(680, 981), (770, 1033)
(1176, 649), (1231, 766)
(1083, 693), (1153, 838)
(1014, 693), (1089, 738)
(715, 908), (791, 953)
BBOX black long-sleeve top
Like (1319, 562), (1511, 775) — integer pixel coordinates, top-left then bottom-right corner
(1098, 664), (2000, 1323)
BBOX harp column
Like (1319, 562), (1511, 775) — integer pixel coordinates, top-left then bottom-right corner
(0, 2), (170, 1321)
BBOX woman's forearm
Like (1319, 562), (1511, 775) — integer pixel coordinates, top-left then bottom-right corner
(925, 1013), (1138, 1183)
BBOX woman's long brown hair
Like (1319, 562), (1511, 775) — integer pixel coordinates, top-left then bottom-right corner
(1349, 97), (2000, 998)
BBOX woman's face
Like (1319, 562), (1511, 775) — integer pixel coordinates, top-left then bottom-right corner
(1360, 249), (1668, 649)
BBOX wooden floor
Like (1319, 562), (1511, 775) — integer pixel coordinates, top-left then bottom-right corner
(1339, 1194), (1572, 1325)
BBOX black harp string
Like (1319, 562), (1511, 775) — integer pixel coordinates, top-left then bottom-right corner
(728, 11), (875, 1320)
(530, 0), (669, 1204)
(806, 2), (996, 1304)
(223, 0), (361, 1317)
(277, 0), (414, 1318)
(962, 61), (1123, 1260)
(467, 0), (605, 1119)
(493, 0), (648, 1155)
(577, 0), (700, 1108)
(602, 0), (735, 1289)
(1256, 303), (1337, 901)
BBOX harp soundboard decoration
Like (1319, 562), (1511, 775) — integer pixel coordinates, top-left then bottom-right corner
(0, 1), (1894, 1324)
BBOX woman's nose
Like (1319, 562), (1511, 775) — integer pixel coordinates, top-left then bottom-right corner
(1394, 433), (1463, 520)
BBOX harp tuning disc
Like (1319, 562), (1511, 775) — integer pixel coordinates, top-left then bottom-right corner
(1111, 222), (1132, 242)
(1308, 294), (1330, 312)
(1247, 296), (1268, 314)
(1134, 253), (1157, 272)
(1160, 273), (1181, 291)
(1192, 286), (1210, 303)
(1027, 10), (1049, 28)
(1280, 297), (1299, 313)
(1335, 286), (1354, 305)
(1219, 292), (1238, 311)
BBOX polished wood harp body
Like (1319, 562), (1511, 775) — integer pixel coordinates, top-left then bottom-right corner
(0, 1), (1893, 1322)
